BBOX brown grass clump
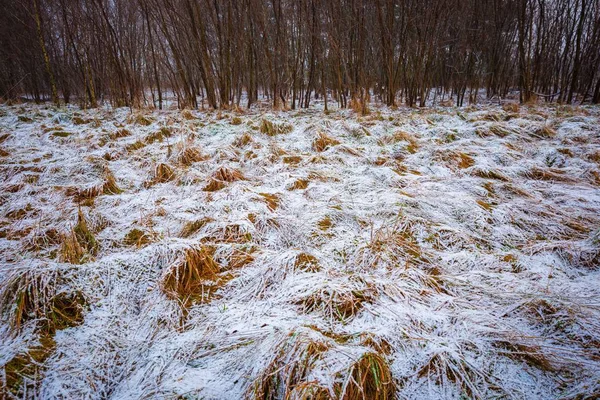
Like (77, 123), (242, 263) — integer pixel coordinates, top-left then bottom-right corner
(203, 179), (227, 192)
(59, 230), (85, 264)
(228, 246), (256, 269)
(153, 163), (176, 183)
(470, 168), (509, 181)
(495, 340), (555, 372)
(60, 210), (98, 263)
(502, 102), (520, 113)
(288, 383), (332, 400)
(536, 124), (556, 138)
(3, 335), (56, 397)
(259, 193), (280, 211)
(476, 199), (494, 212)
(260, 119), (293, 136)
(233, 132), (253, 147)
(341, 353), (395, 400)
(378, 130), (419, 153)
(294, 253), (321, 272)
(318, 216), (333, 231)
(0, 270), (86, 335)
(312, 132), (341, 152)
(126, 140), (146, 152)
(177, 146), (208, 166)
(161, 246), (220, 304)
(300, 285), (374, 322)
(250, 331), (330, 400)
(283, 155), (303, 165)
(417, 352), (480, 398)
(102, 167), (122, 195)
(124, 228), (151, 247)
(526, 167), (572, 182)
(288, 179), (309, 190)
(214, 166), (245, 182)
(132, 114), (153, 126)
(231, 116), (243, 125)
(146, 127), (172, 144)
(180, 217), (213, 238)
(109, 128), (131, 140)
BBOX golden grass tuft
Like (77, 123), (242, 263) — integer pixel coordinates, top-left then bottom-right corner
(288, 383), (332, 400)
(231, 116), (243, 125)
(417, 352), (480, 398)
(294, 253), (321, 272)
(312, 132), (341, 152)
(0, 271), (86, 335)
(102, 167), (122, 195)
(318, 216), (333, 231)
(177, 146), (208, 166)
(299, 285), (374, 322)
(260, 119), (293, 136)
(4, 335), (56, 397)
(203, 179), (227, 192)
(526, 167), (572, 182)
(153, 163), (176, 183)
(283, 155), (303, 165)
(250, 331), (330, 400)
(288, 178), (309, 190)
(146, 127), (172, 144)
(341, 352), (395, 400)
(180, 217), (213, 238)
(259, 193), (280, 211)
(378, 130), (419, 154)
(124, 228), (151, 247)
(233, 132), (253, 147)
(213, 166), (245, 182)
(60, 210), (98, 264)
(126, 140), (146, 152)
(161, 246), (220, 304)
(502, 103), (520, 113)
(495, 340), (555, 372)
(470, 168), (509, 181)
(536, 124), (556, 138)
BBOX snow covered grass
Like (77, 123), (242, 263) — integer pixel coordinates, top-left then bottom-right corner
(1, 102), (599, 399)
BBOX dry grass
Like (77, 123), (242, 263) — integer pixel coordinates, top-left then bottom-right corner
(259, 193), (280, 211)
(288, 178), (309, 190)
(161, 246), (220, 304)
(294, 253), (321, 272)
(124, 228), (151, 247)
(146, 127), (172, 144)
(526, 167), (573, 182)
(260, 119), (293, 136)
(3, 335), (56, 397)
(470, 168), (510, 181)
(417, 352), (482, 398)
(213, 166), (245, 182)
(299, 284), (375, 322)
(283, 155), (303, 165)
(177, 145), (208, 166)
(231, 116), (243, 125)
(250, 330), (330, 400)
(180, 217), (213, 238)
(233, 132), (253, 147)
(502, 103), (520, 113)
(536, 124), (557, 138)
(378, 130), (419, 154)
(312, 132), (341, 152)
(153, 163), (176, 183)
(60, 210), (98, 264)
(341, 352), (395, 400)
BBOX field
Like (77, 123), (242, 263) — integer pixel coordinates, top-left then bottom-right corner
(1, 103), (599, 399)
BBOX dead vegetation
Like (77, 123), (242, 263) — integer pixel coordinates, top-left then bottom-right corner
(312, 132), (341, 152)
(260, 119), (293, 136)
(60, 210), (98, 264)
(161, 246), (220, 304)
(341, 352), (395, 400)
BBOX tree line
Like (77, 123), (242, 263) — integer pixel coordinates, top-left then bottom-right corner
(1, 0), (599, 110)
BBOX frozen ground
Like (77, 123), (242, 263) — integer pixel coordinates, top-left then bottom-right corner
(1, 103), (599, 399)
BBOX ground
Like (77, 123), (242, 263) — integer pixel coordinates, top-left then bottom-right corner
(0, 102), (599, 399)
